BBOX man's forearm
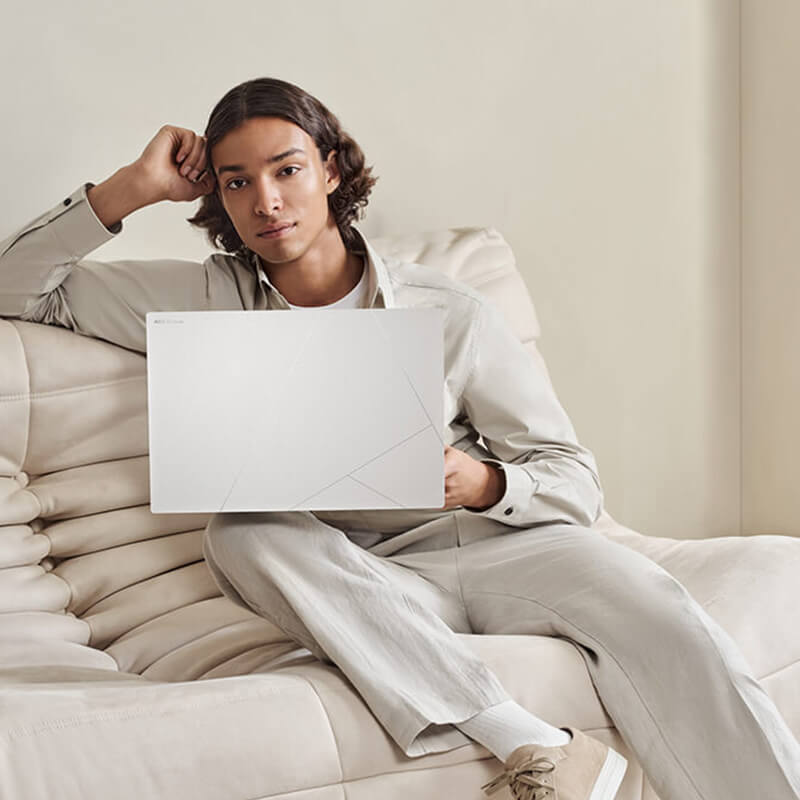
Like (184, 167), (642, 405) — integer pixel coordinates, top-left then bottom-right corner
(86, 164), (158, 232)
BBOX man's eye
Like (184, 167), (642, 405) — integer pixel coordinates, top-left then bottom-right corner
(226, 167), (298, 191)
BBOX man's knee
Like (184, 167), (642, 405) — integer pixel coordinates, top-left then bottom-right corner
(205, 510), (309, 554)
(204, 510), (355, 576)
(525, 535), (710, 652)
(589, 562), (713, 660)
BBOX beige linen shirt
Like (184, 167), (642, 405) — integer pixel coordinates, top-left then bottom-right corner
(0, 181), (605, 529)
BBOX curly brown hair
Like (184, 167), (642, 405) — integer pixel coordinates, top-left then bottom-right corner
(186, 77), (378, 260)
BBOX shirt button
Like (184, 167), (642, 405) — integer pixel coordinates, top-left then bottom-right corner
(504, 507), (513, 515)
(63, 197), (72, 206)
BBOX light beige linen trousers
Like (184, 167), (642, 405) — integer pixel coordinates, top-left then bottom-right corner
(203, 505), (800, 800)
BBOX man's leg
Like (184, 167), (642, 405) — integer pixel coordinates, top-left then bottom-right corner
(203, 509), (523, 757)
(456, 523), (800, 800)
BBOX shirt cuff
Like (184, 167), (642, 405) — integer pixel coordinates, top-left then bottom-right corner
(47, 182), (123, 258)
(462, 458), (538, 525)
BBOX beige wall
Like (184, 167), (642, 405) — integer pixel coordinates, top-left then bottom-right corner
(741, 0), (800, 536)
(1, 1), (750, 538)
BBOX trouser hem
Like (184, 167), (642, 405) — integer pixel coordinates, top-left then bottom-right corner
(394, 696), (513, 758)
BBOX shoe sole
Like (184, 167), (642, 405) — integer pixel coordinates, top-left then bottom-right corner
(588, 747), (628, 800)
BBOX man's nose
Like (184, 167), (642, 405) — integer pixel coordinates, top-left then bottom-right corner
(254, 177), (282, 215)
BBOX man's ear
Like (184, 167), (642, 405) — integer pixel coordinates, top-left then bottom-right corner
(324, 149), (341, 195)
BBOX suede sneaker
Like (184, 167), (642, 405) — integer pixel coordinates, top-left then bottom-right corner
(480, 727), (627, 800)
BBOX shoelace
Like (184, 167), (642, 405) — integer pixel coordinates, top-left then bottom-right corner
(481, 755), (557, 800)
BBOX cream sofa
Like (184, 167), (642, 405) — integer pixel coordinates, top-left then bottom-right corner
(1, 226), (798, 800)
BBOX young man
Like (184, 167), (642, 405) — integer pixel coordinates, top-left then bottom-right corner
(1, 77), (798, 800)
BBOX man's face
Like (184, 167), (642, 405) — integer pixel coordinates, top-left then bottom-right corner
(211, 116), (340, 265)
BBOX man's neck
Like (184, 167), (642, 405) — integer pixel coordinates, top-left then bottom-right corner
(261, 225), (365, 307)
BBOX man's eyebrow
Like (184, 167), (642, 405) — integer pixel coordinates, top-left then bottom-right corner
(217, 148), (306, 175)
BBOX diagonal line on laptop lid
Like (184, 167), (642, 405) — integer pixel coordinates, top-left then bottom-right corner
(289, 422), (434, 509)
(297, 474), (407, 509)
(347, 475), (405, 507)
(366, 310), (444, 448)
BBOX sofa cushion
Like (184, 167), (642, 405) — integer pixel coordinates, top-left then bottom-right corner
(0, 670), (345, 800)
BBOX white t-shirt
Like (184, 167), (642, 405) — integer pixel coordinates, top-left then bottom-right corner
(285, 260), (368, 310)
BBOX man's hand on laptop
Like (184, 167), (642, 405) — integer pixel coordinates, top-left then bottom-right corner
(442, 445), (506, 511)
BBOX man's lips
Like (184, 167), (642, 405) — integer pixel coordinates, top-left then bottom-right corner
(257, 223), (295, 238)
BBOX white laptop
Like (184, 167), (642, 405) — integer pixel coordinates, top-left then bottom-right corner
(145, 308), (445, 513)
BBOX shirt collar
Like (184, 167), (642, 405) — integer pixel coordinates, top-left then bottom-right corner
(250, 223), (395, 309)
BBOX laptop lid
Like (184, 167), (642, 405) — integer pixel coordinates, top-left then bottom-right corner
(145, 308), (444, 513)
